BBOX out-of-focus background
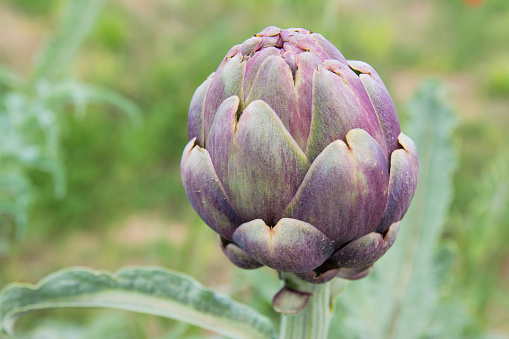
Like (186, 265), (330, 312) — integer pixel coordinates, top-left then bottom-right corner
(0, 0), (508, 338)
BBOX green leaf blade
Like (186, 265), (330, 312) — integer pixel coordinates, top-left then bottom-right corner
(0, 267), (277, 339)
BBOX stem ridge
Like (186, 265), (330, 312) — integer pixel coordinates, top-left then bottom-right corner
(278, 273), (333, 339)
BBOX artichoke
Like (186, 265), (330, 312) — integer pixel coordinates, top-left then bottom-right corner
(181, 26), (418, 283)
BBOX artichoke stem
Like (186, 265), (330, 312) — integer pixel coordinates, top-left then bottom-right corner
(278, 273), (334, 339)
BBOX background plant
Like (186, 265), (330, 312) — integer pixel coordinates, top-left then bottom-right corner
(0, 0), (139, 258)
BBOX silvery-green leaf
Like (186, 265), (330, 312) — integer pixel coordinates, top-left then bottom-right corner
(0, 267), (277, 339)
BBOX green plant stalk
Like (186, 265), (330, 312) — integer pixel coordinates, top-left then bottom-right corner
(279, 276), (333, 339)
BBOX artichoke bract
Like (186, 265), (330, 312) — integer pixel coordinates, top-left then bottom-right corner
(181, 26), (418, 283)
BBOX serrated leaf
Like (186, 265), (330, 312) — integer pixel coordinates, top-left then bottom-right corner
(0, 267), (277, 339)
(330, 80), (458, 339)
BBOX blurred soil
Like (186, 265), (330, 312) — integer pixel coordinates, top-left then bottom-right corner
(0, 3), (45, 75)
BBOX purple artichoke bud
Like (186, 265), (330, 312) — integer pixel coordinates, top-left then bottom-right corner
(181, 26), (418, 283)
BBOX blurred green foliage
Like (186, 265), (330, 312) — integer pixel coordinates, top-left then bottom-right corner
(6, 0), (59, 16)
(1, 0), (508, 337)
(0, 0), (139, 247)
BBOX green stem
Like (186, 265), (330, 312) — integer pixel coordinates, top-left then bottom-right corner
(279, 274), (333, 339)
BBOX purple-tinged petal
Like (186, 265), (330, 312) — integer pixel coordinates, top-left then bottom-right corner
(336, 265), (374, 280)
(272, 286), (312, 314)
(323, 59), (387, 155)
(280, 30), (294, 42)
(245, 56), (307, 150)
(305, 64), (385, 161)
(376, 133), (419, 233)
(347, 60), (383, 79)
(219, 236), (263, 269)
(330, 233), (381, 268)
(309, 33), (347, 64)
(283, 41), (304, 54)
(284, 28), (310, 35)
(243, 47), (282, 101)
(282, 43), (304, 76)
(294, 52), (322, 148)
(203, 53), (246, 144)
(180, 139), (243, 240)
(261, 34), (284, 48)
(240, 37), (263, 56)
(256, 26), (282, 37)
(382, 220), (400, 249)
(225, 44), (242, 59)
(286, 129), (389, 250)
(283, 50), (297, 77)
(227, 100), (310, 224)
(289, 33), (330, 61)
(349, 60), (401, 155)
(280, 28), (312, 42)
(232, 218), (334, 273)
(329, 221), (400, 268)
(188, 73), (214, 146)
(206, 96), (239, 194)
(295, 264), (340, 284)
